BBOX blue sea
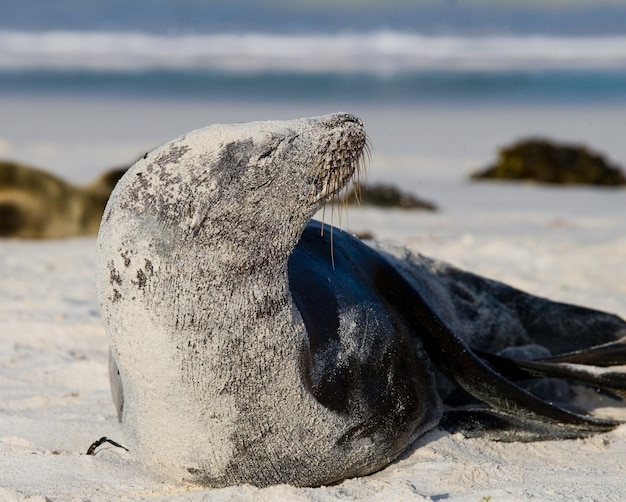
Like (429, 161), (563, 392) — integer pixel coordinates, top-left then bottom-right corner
(2, 1), (626, 105)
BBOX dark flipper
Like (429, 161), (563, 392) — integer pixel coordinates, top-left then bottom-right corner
(296, 222), (623, 440)
(440, 409), (599, 442)
(372, 252), (622, 438)
(477, 349), (626, 398)
(543, 337), (626, 366)
(388, 251), (626, 356)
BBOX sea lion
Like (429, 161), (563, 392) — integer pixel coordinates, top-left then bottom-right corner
(96, 113), (626, 488)
(0, 160), (127, 238)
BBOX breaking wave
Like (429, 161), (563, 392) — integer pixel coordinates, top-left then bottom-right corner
(2, 29), (626, 73)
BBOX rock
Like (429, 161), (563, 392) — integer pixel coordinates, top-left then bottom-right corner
(339, 182), (437, 210)
(472, 138), (626, 186)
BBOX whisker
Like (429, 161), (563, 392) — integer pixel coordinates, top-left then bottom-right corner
(336, 189), (343, 229)
(315, 130), (370, 268)
(330, 217), (335, 269)
(353, 139), (370, 208)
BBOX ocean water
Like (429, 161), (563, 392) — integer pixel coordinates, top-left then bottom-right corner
(2, 1), (626, 104)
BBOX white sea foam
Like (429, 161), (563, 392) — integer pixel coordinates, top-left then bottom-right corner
(2, 29), (626, 72)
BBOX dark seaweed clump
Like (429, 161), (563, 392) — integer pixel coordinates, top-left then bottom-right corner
(340, 183), (437, 210)
(471, 138), (626, 186)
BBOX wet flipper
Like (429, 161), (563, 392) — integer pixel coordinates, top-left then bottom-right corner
(373, 257), (622, 439)
(543, 337), (626, 366)
(477, 349), (626, 398)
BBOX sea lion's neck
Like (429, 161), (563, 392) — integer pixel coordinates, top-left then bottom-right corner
(213, 265), (294, 330)
(168, 252), (299, 341)
(173, 259), (305, 398)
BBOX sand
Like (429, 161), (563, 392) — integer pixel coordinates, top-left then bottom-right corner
(1, 96), (626, 501)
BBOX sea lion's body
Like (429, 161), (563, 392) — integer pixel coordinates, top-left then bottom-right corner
(96, 114), (626, 488)
(97, 114), (440, 486)
(0, 160), (126, 238)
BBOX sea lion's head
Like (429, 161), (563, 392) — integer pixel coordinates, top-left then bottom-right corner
(103, 113), (367, 265)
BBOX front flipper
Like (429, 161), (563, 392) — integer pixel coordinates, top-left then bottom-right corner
(372, 255), (622, 439)
(108, 350), (124, 422)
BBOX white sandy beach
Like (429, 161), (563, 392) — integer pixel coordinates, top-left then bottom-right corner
(1, 97), (626, 501)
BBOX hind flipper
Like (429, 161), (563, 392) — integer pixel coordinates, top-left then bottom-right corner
(440, 409), (601, 442)
(373, 256), (621, 438)
(477, 349), (626, 398)
(543, 337), (626, 366)
(376, 242), (626, 355)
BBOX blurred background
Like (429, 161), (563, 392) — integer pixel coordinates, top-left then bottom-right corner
(3, 1), (626, 104)
(1, 0), (626, 241)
